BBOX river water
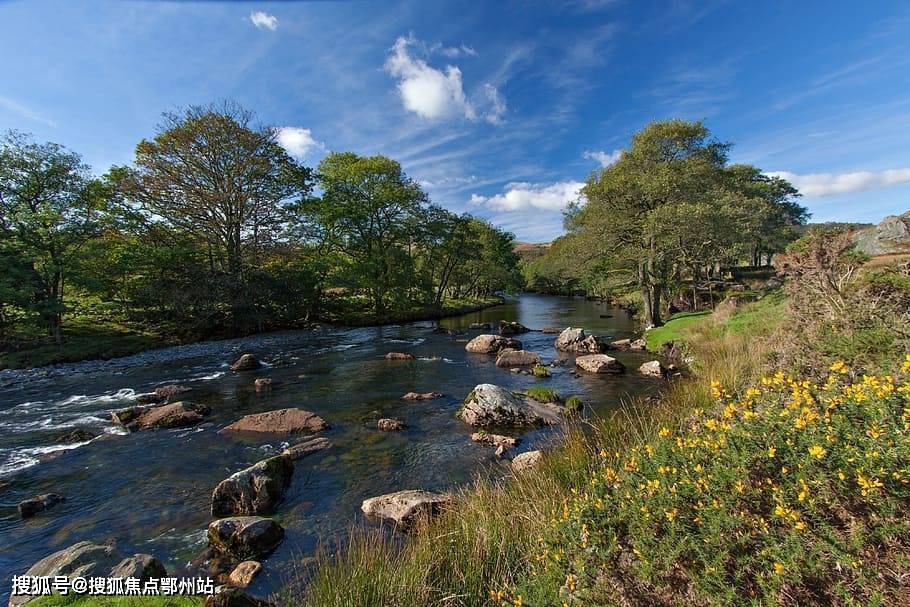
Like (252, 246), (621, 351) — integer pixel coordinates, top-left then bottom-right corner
(0, 295), (659, 598)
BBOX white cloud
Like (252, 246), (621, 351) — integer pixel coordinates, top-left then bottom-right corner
(483, 84), (506, 124)
(250, 11), (278, 31)
(583, 149), (622, 167)
(470, 181), (585, 212)
(767, 168), (910, 197)
(437, 44), (477, 58)
(0, 95), (56, 127)
(275, 127), (322, 158)
(385, 36), (474, 120)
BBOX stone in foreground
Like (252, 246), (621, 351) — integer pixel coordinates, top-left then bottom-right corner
(231, 354), (262, 372)
(638, 360), (669, 378)
(511, 450), (543, 472)
(464, 334), (522, 354)
(459, 384), (563, 428)
(575, 354), (625, 374)
(228, 560), (262, 588)
(361, 490), (453, 530)
(208, 517), (285, 561)
(222, 408), (327, 434)
(494, 349), (541, 367)
(402, 391), (444, 400)
(282, 437), (332, 460)
(18, 493), (65, 518)
(554, 327), (601, 354)
(212, 455), (294, 517)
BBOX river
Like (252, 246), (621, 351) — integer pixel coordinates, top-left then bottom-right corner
(0, 294), (660, 599)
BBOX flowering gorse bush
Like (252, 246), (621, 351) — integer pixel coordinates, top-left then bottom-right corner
(497, 355), (910, 606)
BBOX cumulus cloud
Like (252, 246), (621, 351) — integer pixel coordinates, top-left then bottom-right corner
(275, 127), (322, 158)
(250, 11), (278, 30)
(767, 168), (910, 197)
(583, 149), (622, 167)
(385, 36), (503, 124)
(470, 181), (585, 212)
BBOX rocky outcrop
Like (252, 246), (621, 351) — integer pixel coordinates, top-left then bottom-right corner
(231, 354), (262, 372)
(638, 360), (668, 378)
(222, 408), (327, 434)
(361, 490), (453, 530)
(554, 327), (601, 354)
(385, 352), (415, 360)
(464, 334), (522, 354)
(112, 401), (210, 431)
(499, 320), (531, 336)
(205, 587), (274, 607)
(377, 418), (406, 431)
(211, 455), (294, 517)
(459, 384), (562, 427)
(18, 493), (65, 518)
(208, 516), (285, 561)
(402, 391), (444, 401)
(10, 542), (166, 607)
(228, 560), (262, 588)
(853, 211), (910, 255)
(109, 553), (168, 581)
(494, 349), (541, 367)
(511, 450), (543, 472)
(282, 437), (331, 460)
(575, 354), (625, 374)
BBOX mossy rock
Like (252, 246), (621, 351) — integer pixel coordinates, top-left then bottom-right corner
(526, 386), (560, 403)
(532, 364), (551, 378)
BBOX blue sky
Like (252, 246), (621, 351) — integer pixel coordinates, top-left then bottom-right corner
(1, 0), (909, 241)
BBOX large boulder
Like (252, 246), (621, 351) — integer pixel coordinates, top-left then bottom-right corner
(554, 327), (601, 354)
(222, 408), (327, 434)
(208, 517), (285, 561)
(464, 334), (522, 354)
(282, 437), (331, 461)
(109, 553), (168, 581)
(231, 354), (262, 372)
(361, 490), (453, 530)
(9, 542), (124, 607)
(212, 455), (294, 517)
(459, 384), (562, 427)
(499, 320), (531, 336)
(112, 401), (210, 431)
(494, 349), (541, 367)
(575, 354), (626, 374)
(18, 493), (65, 519)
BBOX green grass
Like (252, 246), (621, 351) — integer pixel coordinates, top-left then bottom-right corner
(644, 311), (712, 351)
(532, 363), (551, 378)
(525, 386), (560, 403)
(29, 596), (202, 607)
(564, 395), (583, 411)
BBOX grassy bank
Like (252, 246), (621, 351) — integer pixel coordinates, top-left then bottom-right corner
(291, 278), (910, 606)
(0, 296), (504, 370)
(29, 596), (201, 607)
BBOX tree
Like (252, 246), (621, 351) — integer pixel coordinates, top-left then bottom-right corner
(315, 152), (428, 318)
(0, 131), (106, 341)
(114, 102), (315, 329)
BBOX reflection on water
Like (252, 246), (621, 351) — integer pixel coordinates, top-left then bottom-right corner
(0, 294), (659, 597)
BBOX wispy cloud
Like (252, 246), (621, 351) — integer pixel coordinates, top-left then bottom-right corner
(0, 95), (56, 127)
(767, 167), (910, 196)
(470, 181), (585, 211)
(250, 11), (278, 31)
(583, 149), (622, 167)
(275, 127), (322, 158)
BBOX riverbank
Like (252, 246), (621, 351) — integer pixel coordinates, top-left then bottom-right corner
(0, 297), (505, 371)
(293, 259), (910, 607)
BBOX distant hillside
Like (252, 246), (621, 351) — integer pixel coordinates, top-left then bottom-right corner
(513, 241), (550, 261)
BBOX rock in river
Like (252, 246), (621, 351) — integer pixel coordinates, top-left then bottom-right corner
(554, 327), (601, 354)
(154, 384), (192, 402)
(464, 334), (522, 354)
(470, 432), (518, 450)
(208, 516), (285, 561)
(57, 428), (98, 444)
(511, 450), (544, 472)
(402, 391), (444, 400)
(282, 437), (332, 460)
(629, 338), (647, 351)
(222, 408), (327, 434)
(575, 354), (626, 374)
(18, 493), (65, 519)
(377, 418), (406, 431)
(385, 352), (415, 360)
(499, 320), (531, 336)
(638, 360), (669, 378)
(231, 354), (262, 372)
(212, 455), (294, 517)
(228, 560), (262, 588)
(253, 378), (273, 392)
(494, 349), (541, 367)
(361, 490), (453, 530)
(112, 401), (210, 431)
(109, 553), (168, 581)
(459, 384), (563, 428)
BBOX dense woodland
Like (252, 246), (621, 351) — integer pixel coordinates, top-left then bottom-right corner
(0, 103), (522, 353)
(522, 120), (808, 326)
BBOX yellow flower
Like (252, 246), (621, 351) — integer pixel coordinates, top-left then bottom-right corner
(658, 427), (671, 438)
(808, 445), (826, 459)
(830, 360), (849, 374)
(665, 508), (678, 522)
(901, 354), (910, 374)
(774, 562), (786, 575)
(767, 446), (776, 458)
